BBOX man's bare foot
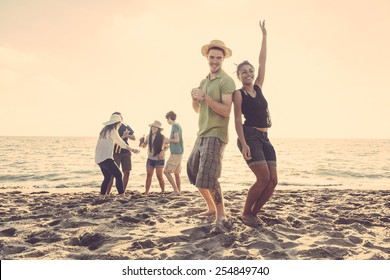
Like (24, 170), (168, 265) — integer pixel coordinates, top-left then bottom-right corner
(215, 215), (226, 224)
(99, 194), (106, 200)
(211, 218), (227, 233)
(118, 194), (126, 199)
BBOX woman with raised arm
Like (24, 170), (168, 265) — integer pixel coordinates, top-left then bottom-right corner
(233, 20), (278, 225)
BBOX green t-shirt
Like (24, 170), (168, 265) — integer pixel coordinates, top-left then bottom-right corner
(197, 69), (235, 143)
(169, 123), (183, 154)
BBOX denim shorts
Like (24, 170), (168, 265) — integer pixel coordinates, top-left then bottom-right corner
(237, 126), (277, 166)
(146, 158), (165, 168)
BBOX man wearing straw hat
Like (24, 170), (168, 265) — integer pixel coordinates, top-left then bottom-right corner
(187, 40), (236, 227)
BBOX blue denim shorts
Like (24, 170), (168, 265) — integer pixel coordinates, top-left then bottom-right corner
(237, 126), (277, 166)
(146, 158), (165, 168)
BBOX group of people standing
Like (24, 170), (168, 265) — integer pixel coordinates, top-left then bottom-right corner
(95, 111), (184, 199)
(95, 20), (278, 226)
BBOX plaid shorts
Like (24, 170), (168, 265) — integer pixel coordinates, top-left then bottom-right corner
(187, 137), (226, 189)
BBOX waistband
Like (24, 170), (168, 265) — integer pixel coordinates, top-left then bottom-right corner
(243, 125), (268, 138)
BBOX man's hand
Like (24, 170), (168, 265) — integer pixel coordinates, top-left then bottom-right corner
(191, 88), (206, 102)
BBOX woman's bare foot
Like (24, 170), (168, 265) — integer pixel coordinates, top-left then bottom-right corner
(167, 191), (181, 196)
(199, 210), (216, 217)
(241, 213), (262, 225)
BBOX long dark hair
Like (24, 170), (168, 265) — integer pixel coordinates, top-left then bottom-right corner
(149, 127), (164, 156)
(99, 122), (119, 139)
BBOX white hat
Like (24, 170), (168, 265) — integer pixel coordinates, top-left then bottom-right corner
(201, 39), (232, 58)
(149, 120), (163, 130)
(103, 114), (122, 126)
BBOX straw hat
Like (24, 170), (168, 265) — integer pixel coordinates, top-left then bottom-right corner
(201, 39), (232, 58)
(149, 120), (163, 130)
(103, 114), (122, 126)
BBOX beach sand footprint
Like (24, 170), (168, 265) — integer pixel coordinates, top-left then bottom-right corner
(0, 228), (17, 237)
(25, 230), (62, 244)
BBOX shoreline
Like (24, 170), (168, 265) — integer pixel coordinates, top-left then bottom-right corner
(1, 186), (389, 260)
(1, 183), (390, 195)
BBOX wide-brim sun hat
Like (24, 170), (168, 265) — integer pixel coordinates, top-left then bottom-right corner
(149, 120), (163, 130)
(201, 39), (232, 58)
(103, 114), (122, 126)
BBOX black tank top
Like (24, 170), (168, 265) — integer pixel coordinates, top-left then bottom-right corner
(240, 84), (272, 128)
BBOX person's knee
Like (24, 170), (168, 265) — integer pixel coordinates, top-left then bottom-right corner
(157, 174), (164, 181)
(270, 176), (278, 187)
(256, 174), (270, 186)
(164, 169), (170, 176)
(114, 171), (122, 180)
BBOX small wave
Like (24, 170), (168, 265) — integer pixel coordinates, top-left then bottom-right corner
(0, 174), (37, 181)
(315, 168), (387, 179)
(71, 170), (96, 175)
(31, 183), (97, 189)
(278, 182), (343, 187)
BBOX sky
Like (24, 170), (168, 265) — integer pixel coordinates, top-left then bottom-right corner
(1, 0), (389, 139)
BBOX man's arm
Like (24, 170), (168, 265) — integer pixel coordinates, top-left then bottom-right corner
(205, 93), (233, 118)
(191, 88), (202, 113)
(122, 126), (136, 141)
(191, 99), (200, 113)
(169, 131), (180, 144)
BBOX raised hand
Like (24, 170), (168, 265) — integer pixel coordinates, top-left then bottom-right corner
(259, 20), (267, 36)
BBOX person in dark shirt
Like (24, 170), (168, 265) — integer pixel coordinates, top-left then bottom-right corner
(233, 20), (278, 225)
(106, 112), (136, 195)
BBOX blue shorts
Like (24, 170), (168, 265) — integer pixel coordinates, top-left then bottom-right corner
(146, 158), (165, 168)
(237, 126), (277, 166)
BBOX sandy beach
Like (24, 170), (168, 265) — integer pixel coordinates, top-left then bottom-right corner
(0, 186), (389, 260)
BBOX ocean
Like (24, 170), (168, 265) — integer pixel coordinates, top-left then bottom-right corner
(0, 136), (389, 191)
